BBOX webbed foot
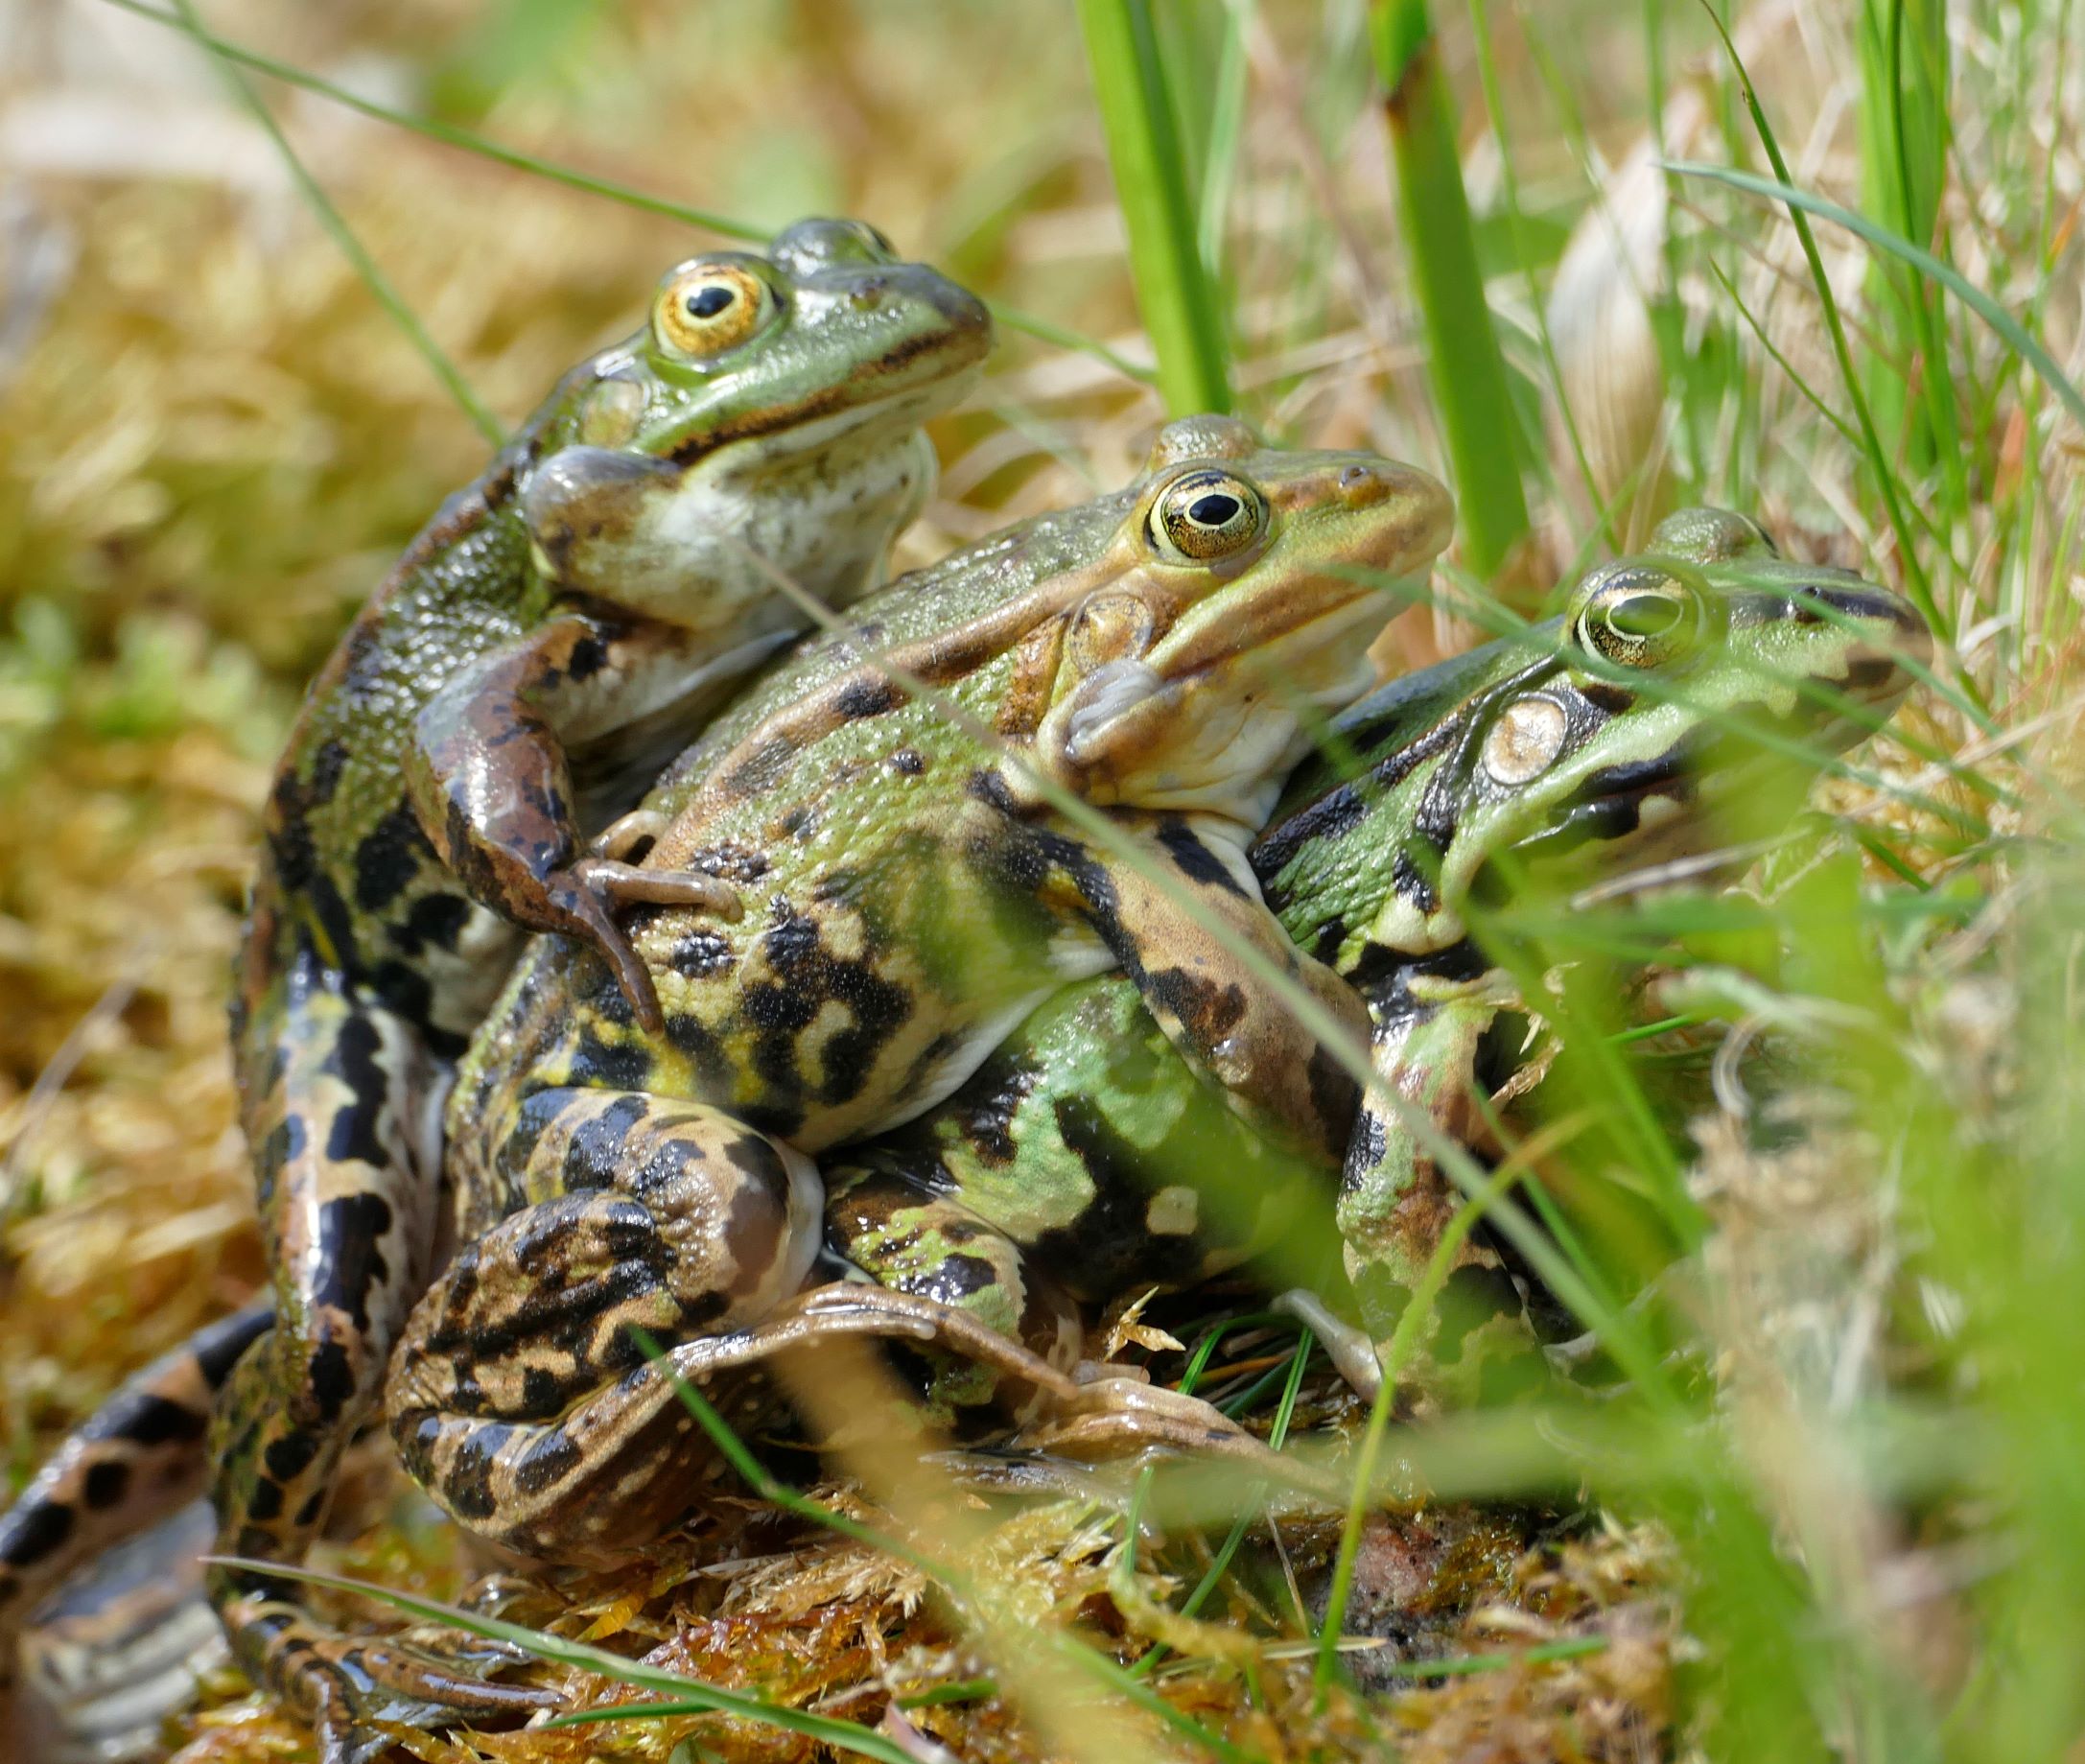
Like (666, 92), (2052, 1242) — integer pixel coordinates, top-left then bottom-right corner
(237, 1605), (559, 1764)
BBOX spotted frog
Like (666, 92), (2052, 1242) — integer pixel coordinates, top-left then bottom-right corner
(812, 509), (1930, 1416)
(384, 415), (1453, 1566)
(0, 219), (989, 1746)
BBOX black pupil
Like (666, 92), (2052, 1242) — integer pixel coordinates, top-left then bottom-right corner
(1187, 492), (1241, 528)
(1608, 593), (1682, 638)
(687, 285), (737, 319)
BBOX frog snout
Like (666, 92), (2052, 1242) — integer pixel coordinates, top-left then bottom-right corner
(1811, 585), (1932, 699)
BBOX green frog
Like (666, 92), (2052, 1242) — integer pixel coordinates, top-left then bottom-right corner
(385, 416), (1454, 1572)
(810, 509), (1929, 1422)
(0, 220), (989, 1744)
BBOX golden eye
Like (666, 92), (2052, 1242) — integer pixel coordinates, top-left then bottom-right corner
(1574, 565), (1711, 668)
(1148, 469), (1267, 563)
(652, 262), (776, 360)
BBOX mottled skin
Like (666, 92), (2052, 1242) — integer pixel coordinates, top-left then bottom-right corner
(391, 417), (1454, 1561)
(0, 220), (989, 1750)
(3, 512), (1922, 1749)
(822, 510), (1931, 1416)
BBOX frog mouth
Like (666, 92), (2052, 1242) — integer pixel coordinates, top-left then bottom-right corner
(662, 281), (992, 468)
(1521, 646), (1920, 860)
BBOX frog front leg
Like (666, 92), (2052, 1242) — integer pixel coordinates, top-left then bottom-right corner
(1324, 970), (1544, 1414)
(1078, 812), (1370, 1166)
(0, 1303), (270, 1660)
(405, 610), (756, 1030)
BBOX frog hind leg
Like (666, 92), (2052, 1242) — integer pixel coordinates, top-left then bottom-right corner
(820, 1161), (1335, 1498)
(386, 1088), (826, 1562)
(0, 1303), (270, 1664)
(211, 979), (555, 1758)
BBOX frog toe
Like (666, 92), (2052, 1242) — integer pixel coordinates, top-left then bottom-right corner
(571, 854), (743, 920)
(538, 869), (665, 1030)
(301, 1628), (562, 1764)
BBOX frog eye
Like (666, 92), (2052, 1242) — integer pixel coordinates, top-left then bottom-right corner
(1148, 469), (1268, 564)
(652, 263), (777, 360)
(1574, 565), (1714, 668)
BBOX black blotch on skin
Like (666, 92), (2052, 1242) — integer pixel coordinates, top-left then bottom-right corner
(919, 1253), (1000, 1303)
(262, 1431), (323, 1487)
(1033, 1094), (1213, 1297)
(1389, 851), (1439, 915)
(1433, 1262), (1523, 1364)
(441, 1424), (510, 1521)
(306, 739), (352, 808)
(567, 632), (610, 681)
(82, 1459), (131, 1512)
(353, 802), (432, 914)
(667, 929), (734, 980)
(403, 891), (475, 955)
(519, 1367), (566, 1419)
(889, 748), (925, 775)
(308, 1336), (358, 1417)
(562, 1093), (650, 1189)
(370, 960), (439, 1044)
(513, 1430), (582, 1496)
(321, 1014), (395, 1169)
(0, 1498), (75, 1567)
(312, 1189), (397, 1336)
(1157, 819), (1246, 897)
(835, 677), (902, 720)
(1143, 968), (1247, 1048)
(105, 1396), (209, 1450)
(573, 1023), (654, 1093)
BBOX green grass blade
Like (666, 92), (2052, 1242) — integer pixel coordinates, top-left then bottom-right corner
(1195, 0), (1253, 286)
(99, 0), (1154, 388)
(1664, 160), (2085, 438)
(1371, 0), (1532, 583)
(171, 0), (502, 445)
(1076, 0), (1233, 412)
(202, 1556), (921, 1764)
(1681, 18), (1941, 640)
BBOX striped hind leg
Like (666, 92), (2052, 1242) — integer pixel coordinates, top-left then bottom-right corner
(211, 981), (554, 1758)
(387, 1088), (824, 1561)
(0, 1304), (270, 1663)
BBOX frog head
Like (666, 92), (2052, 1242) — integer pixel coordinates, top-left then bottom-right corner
(1256, 511), (1932, 967)
(521, 218), (991, 621)
(1024, 416), (1454, 831)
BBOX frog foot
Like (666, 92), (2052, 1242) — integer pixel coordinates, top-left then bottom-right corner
(569, 855), (744, 919)
(539, 858), (740, 1033)
(1019, 1375), (1346, 1504)
(241, 1606), (560, 1764)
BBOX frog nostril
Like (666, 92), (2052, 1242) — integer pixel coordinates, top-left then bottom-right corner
(849, 276), (891, 311)
(1337, 463), (1386, 506)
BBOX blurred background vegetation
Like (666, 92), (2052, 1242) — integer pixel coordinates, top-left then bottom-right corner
(0, 0), (2080, 1758)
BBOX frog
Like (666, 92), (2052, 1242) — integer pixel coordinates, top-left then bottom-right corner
(0, 218), (990, 1743)
(380, 415), (1455, 1583)
(809, 508), (1930, 1422)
